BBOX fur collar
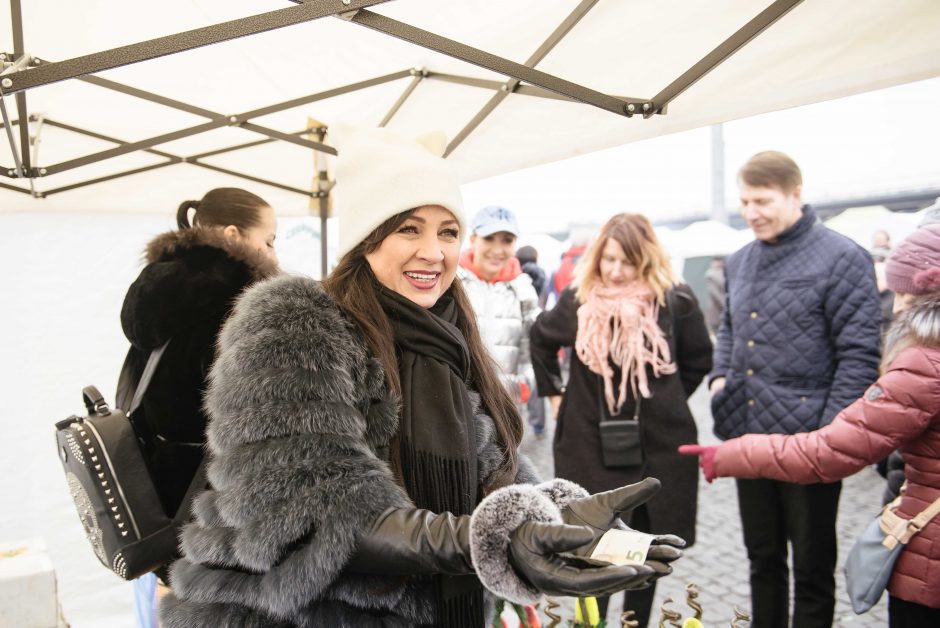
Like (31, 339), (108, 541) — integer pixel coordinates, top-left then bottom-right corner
(892, 293), (940, 345)
(145, 226), (279, 282)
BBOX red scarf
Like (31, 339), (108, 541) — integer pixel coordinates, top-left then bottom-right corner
(459, 249), (522, 283)
(575, 281), (676, 415)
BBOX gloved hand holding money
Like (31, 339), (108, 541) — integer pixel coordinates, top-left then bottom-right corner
(557, 478), (685, 580)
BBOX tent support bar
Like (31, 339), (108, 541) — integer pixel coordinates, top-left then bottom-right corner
(187, 128), (312, 159)
(0, 179), (29, 193)
(9, 115), (324, 194)
(424, 72), (504, 91)
(35, 73), (370, 174)
(24, 117), (313, 198)
(445, 0), (602, 156)
(10, 0), (31, 173)
(10, 0), (24, 53)
(239, 122), (336, 155)
(78, 67), (408, 135)
(650, 0), (804, 116)
(445, 90), (509, 157)
(238, 70), (412, 120)
(41, 160), (181, 196)
(379, 72), (424, 127)
(41, 118), (179, 160)
(30, 70), (409, 175)
(347, 9), (644, 117)
(41, 120), (227, 175)
(523, 0), (600, 67)
(0, 0), (392, 94)
(423, 71), (640, 102)
(190, 161), (313, 197)
(189, 137), (276, 159)
(514, 85), (572, 101)
(79, 74), (220, 119)
(0, 85), (28, 182)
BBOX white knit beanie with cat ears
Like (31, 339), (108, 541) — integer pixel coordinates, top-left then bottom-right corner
(330, 123), (467, 259)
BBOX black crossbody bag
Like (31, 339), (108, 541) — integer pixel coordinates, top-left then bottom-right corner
(54, 342), (207, 580)
(597, 290), (677, 469)
(598, 395), (644, 467)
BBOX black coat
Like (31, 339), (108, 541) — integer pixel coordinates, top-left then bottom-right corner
(117, 227), (278, 516)
(530, 284), (713, 544)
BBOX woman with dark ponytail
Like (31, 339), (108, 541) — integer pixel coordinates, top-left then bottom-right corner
(118, 187), (279, 627)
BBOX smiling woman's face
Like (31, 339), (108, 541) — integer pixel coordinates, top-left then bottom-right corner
(470, 231), (517, 280)
(365, 205), (461, 308)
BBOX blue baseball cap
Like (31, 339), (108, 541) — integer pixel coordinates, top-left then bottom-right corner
(471, 206), (520, 237)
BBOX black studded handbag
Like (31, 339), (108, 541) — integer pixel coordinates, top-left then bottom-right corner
(54, 342), (206, 580)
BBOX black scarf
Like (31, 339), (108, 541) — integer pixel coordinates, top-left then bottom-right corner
(378, 287), (484, 627)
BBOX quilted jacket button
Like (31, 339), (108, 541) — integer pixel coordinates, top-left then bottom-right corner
(746, 369), (754, 376)
(748, 399), (755, 407)
(750, 311), (758, 319)
(800, 396), (807, 402)
(747, 340), (755, 348)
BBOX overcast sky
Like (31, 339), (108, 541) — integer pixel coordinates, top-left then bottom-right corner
(462, 77), (940, 234)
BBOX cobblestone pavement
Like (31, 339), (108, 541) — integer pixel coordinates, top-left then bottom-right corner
(512, 387), (889, 627)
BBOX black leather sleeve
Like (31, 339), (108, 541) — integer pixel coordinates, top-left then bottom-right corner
(345, 507), (474, 576)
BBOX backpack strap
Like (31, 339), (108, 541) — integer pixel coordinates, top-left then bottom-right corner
(129, 340), (170, 416)
(174, 456), (209, 521)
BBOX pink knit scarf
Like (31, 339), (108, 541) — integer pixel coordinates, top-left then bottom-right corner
(575, 282), (676, 415)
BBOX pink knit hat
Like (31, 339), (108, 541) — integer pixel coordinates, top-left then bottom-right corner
(885, 225), (940, 294)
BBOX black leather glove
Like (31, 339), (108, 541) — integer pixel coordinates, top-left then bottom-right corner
(560, 478), (685, 568)
(345, 507), (474, 576)
(507, 521), (658, 597)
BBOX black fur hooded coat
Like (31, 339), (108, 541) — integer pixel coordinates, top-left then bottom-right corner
(118, 227), (278, 516)
(160, 275), (551, 627)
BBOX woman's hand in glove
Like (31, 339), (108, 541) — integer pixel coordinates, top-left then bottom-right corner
(508, 521), (658, 597)
(678, 444), (718, 483)
(558, 478), (685, 567)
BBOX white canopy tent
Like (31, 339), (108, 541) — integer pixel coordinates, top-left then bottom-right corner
(2, 2), (939, 625)
(823, 205), (921, 250)
(2, 0), (939, 219)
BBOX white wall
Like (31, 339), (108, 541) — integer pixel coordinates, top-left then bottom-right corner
(0, 211), (323, 627)
(1, 212), (167, 627)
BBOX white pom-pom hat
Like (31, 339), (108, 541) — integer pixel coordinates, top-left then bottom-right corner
(329, 123), (467, 259)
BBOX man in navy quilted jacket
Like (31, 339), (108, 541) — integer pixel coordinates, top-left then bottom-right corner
(708, 151), (881, 628)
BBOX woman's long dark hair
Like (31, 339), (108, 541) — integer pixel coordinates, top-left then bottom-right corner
(322, 209), (522, 493)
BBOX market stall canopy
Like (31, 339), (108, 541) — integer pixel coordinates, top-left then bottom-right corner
(669, 219), (753, 259)
(1, 0), (939, 215)
(824, 205), (921, 249)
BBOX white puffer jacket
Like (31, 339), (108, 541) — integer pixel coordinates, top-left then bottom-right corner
(458, 265), (540, 401)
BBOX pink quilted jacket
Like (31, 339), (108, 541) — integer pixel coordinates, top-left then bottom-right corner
(714, 345), (940, 609)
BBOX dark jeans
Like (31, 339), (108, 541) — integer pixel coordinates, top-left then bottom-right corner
(736, 478), (841, 628)
(888, 595), (940, 628)
(596, 505), (656, 628)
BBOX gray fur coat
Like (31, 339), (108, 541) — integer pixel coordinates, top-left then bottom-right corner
(160, 275), (542, 627)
